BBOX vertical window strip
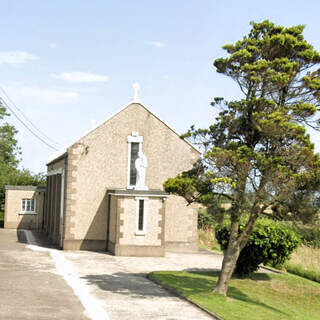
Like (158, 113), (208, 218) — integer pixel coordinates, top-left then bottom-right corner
(130, 142), (139, 185)
(138, 199), (144, 231)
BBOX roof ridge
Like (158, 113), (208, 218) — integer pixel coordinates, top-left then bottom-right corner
(46, 101), (200, 165)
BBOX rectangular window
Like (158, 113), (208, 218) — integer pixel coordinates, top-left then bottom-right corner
(129, 142), (139, 186)
(21, 199), (36, 214)
(138, 199), (144, 231)
(127, 133), (143, 188)
(136, 197), (147, 235)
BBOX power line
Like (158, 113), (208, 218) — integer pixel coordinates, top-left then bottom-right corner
(0, 96), (59, 151)
(0, 86), (62, 148)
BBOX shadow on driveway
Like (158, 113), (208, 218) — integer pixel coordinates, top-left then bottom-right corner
(81, 272), (175, 298)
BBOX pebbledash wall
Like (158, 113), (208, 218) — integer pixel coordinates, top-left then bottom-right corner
(45, 102), (200, 255)
(4, 186), (45, 230)
(106, 189), (168, 256)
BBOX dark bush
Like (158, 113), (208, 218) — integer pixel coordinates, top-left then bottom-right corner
(215, 218), (301, 276)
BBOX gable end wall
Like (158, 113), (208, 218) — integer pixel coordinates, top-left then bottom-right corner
(61, 103), (199, 250)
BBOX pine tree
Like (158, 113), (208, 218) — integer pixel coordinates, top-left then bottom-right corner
(164, 20), (320, 295)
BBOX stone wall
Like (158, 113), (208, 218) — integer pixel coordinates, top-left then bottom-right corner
(106, 190), (166, 256)
(165, 195), (199, 252)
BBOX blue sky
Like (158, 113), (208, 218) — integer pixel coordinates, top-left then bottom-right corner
(1, 0), (320, 173)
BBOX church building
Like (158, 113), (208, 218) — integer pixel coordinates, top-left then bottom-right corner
(5, 89), (200, 256)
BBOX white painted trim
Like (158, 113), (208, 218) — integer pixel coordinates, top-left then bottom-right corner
(135, 197), (148, 235)
(127, 135), (143, 143)
(107, 192), (168, 198)
(47, 168), (63, 176)
(19, 212), (37, 215)
(127, 141), (131, 189)
(127, 134), (143, 189)
(21, 198), (36, 214)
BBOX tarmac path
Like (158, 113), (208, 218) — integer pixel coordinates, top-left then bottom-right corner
(0, 229), (223, 320)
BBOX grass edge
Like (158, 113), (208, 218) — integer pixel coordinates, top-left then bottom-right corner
(147, 273), (222, 320)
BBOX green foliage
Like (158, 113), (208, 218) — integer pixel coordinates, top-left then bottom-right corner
(215, 219), (301, 276)
(0, 103), (20, 169)
(292, 224), (320, 248)
(269, 191), (320, 224)
(8, 169), (46, 187)
(0, 101), (46, 209)
(164, 20), (320, 293)
(0, 169), (46, 210)
(165, 19), (320, 225)
(198, 208), (216, 229)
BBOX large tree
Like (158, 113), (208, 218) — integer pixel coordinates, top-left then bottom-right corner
(164, 20), (320, 295)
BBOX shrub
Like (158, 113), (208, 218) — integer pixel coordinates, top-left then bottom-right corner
(198, 208), (216, 229)
(215, 218), (301, 276)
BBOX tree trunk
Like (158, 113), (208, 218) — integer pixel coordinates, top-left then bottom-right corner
(214, 207), (261, 295)
(214, 235), (242, 295)
(214, 174), (264, 295)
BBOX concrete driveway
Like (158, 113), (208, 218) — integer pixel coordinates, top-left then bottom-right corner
(0, 229), (89, 320)
(0, 229), (223, 320)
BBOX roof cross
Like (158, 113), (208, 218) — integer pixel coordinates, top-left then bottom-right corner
(133, 82), (141, 103)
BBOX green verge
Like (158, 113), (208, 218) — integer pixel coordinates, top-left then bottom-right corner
(286, 264), (320, 283)
(284, 246), (320, 283)
(149, 271), (320, 320)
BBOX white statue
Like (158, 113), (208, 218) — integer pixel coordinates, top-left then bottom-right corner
(135, 151), (148, 190)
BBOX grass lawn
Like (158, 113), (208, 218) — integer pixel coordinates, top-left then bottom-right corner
(285, 245), (320, 283)
(150, 271), (320, 320)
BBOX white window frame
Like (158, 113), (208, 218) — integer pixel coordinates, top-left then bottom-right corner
(135, 197), (148, 235)
(127, 133), (143, 189)
(21, 198), (36, 214)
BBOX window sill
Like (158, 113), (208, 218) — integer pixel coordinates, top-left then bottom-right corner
(135, 231), (146, 236)
(19, 212), (37, 215)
